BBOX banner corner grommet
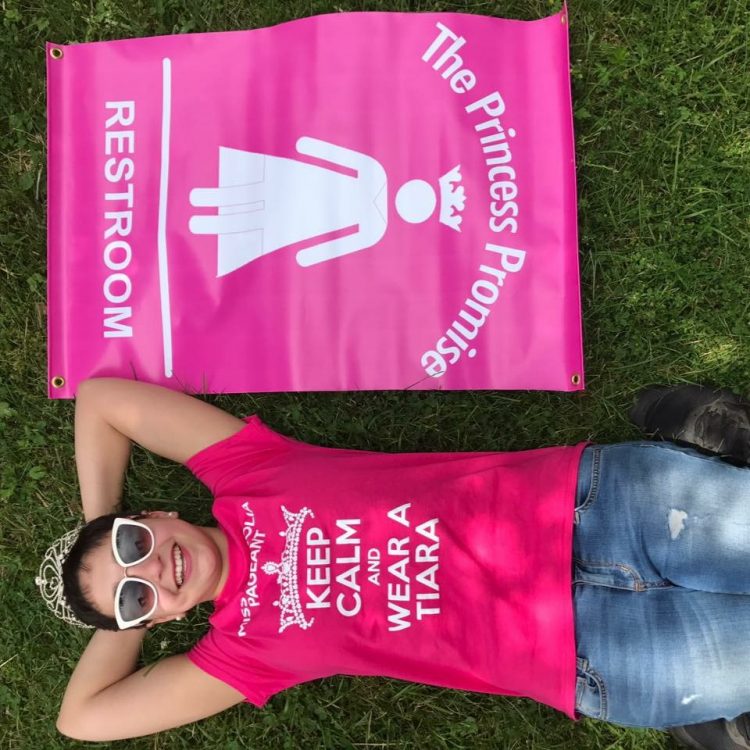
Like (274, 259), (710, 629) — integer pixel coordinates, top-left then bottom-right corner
(49, 46), (64, 60)
(570, 373), (581, 387)
(51, 375), (66, 389)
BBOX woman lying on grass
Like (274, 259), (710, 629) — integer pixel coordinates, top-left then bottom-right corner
(46, 377), (750, 748)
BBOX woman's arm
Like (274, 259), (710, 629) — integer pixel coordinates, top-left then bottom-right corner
(57, 630), (244, 740)
(74, 377), (245, 520)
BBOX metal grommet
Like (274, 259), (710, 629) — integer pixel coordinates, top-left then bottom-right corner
(571, 373), (581, 386)
(50, 47), (64, 60)
(51, 376), (65, 388)
(561, 14), (567, 24)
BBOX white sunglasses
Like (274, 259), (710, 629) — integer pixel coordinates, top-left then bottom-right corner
(111, 518), (158, 630)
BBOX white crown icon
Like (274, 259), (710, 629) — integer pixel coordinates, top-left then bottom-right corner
(262, 506), (316, 633)
(438, 165), (466, 232)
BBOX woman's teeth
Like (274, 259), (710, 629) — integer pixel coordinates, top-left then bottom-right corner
(172, 543), (184, 587)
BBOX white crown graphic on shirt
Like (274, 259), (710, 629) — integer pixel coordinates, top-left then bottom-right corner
(261, 505), (315, 633)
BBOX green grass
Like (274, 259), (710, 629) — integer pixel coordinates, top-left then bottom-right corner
(1, 0), (749, 747)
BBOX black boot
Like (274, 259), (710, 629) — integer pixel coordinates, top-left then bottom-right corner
(671, 714), (750, 749)
(629, 384), (750, 466)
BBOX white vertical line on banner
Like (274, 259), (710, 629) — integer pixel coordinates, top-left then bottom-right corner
(158, 57), (174, 378)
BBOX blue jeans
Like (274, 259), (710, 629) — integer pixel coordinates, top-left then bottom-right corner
(574, 442), (750, 728)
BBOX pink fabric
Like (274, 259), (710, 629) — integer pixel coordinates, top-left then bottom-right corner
(185, 417), (585, 717)
(47, 8), (583, 398)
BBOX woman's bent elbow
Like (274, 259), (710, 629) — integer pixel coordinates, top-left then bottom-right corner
(56, 713), (80, 740)
(56, 710), (100, 742)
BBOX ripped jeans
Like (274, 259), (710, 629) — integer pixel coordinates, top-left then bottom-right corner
(573, 442), (750, 728)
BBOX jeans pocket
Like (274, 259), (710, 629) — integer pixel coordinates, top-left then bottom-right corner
(575, 658), (607, 720)
(574, 446), (601, 523)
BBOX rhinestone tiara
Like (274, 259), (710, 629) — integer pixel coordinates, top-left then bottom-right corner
(35, 526), (94, 629)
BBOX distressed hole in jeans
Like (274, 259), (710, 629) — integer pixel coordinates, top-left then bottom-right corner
(668, 509), (688, 540)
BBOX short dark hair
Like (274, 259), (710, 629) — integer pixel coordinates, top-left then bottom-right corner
(62, 513), (130, 631)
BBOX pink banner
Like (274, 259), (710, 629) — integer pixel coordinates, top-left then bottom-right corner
(47, 8), (583, 399)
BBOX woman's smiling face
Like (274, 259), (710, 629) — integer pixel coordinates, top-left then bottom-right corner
(79, 512), (228, 627)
